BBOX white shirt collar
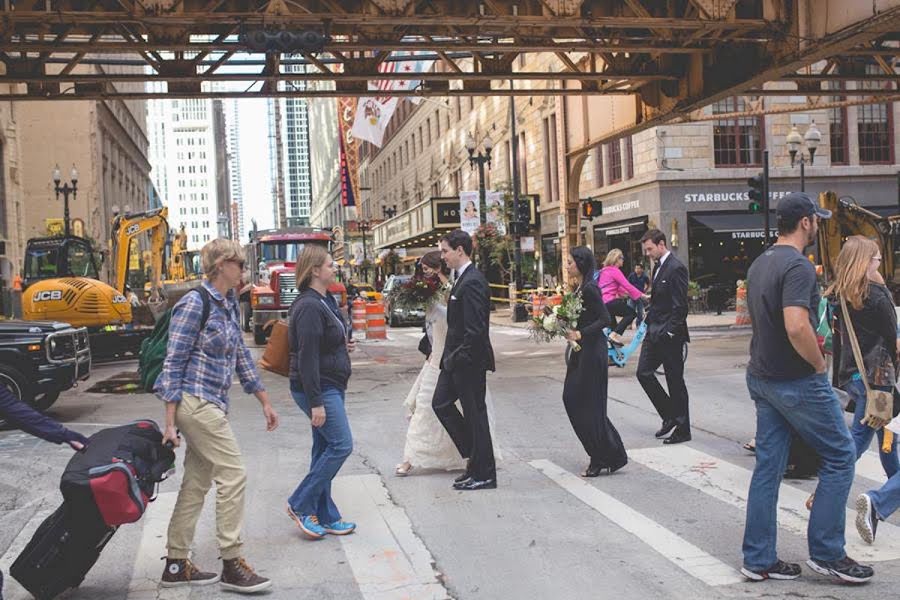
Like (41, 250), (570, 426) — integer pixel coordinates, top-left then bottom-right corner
(658, 251), (671, 268)
(456, 261), (472, 279)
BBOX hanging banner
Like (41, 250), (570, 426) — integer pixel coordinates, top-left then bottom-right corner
(338, 130), (356, 208)
(337, 97), (362, 217)
(459, 191), (481, 235)
(349, 53), (433, 147)
(485, 190), (506, 235)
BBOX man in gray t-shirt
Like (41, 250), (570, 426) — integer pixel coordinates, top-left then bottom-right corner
(741, 192), (872, 584)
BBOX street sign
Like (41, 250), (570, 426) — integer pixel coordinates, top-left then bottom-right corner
(521, 236), (535, 252)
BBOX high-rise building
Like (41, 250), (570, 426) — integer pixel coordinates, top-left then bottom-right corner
(147, 97), (220, 249)
(224, 99), (245, 242)
(268, 67), (313, 227)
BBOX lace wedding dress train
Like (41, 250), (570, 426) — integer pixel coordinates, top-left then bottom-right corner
(401, 302), (501, 470)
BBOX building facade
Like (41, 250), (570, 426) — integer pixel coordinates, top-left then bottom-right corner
(225, 99), (245, 242)
(307, 97), (342, 230)
(365, 53), (568, 286)
(147, 98), (220, 249)
(573, 94), (900, 288)
(268, 68), (314, 228)
(0, 95), (24, 292)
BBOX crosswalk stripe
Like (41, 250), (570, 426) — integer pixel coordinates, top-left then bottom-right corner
(529, 459), (744, 587)
(0, 508), (53, 600)
(500, 350), (527, 356)
(629, 445), (900, 562)
(333, 474), (450, 599)
(126, 492), (190, 600)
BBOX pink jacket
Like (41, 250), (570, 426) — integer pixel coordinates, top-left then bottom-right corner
(597, 266), (644, 304)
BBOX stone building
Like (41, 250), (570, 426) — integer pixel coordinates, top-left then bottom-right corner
(0, 93), (24, 294)
(365, 52), (568, 286)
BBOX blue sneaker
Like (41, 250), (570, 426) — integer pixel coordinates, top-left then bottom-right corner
(322, 520), (357, 535)
(286, 504), (326, 540)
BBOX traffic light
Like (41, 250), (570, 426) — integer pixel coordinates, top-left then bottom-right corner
(239, 29), (329, 53)
(581, 198), (602, 219)
(516, 197), (533, 225)
(748, 173), (764, 214)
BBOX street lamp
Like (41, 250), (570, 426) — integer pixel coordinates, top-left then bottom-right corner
(785, 121), (821, 192)
(465, 132), (493, 225)
(53, 164), (78, 238)
(358, 220), (371, 283)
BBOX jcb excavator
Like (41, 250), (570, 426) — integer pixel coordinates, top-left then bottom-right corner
(163, 224), (202, 299)
(22, 207), (171, 360)
(817, 191), (900, 298)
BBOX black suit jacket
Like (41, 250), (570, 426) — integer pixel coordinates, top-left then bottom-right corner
(646, 253), (690, 343)
(440, 265), (496, 373)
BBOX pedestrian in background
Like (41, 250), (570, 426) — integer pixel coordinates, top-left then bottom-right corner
(824, 235), (899, 545)
(628, 263), (650, 293)
(563, 246), (627, 477)
(742, 192), (872, 584)
(286, 245), (357, 540)
(157, 238), (278, 594)
(598, 248), (647, 345)
(636, 230), (691, 445)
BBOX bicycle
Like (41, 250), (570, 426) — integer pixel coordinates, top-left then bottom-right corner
(605, 302), (688, 375)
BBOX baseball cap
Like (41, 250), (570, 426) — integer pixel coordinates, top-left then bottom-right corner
(775, 192), (832, 224)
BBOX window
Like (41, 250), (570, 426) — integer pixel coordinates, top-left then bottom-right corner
(829, 104), (849, 165)
(594, 146), (604, 187)
(858, 102), (893, 164)
(518, 132), (528, 194)
(712, 97), (763, 166)
(426, 119), (432, 145)
(624, 135), (634, 179)
(542, 114), (560, 203)
(607, 140), (622, 184)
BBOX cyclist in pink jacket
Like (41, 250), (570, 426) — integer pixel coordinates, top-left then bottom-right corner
(597, 249), (648, 345)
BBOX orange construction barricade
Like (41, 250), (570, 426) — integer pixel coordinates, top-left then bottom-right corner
(366, 301), (387, 340)
(532, 294), (546, 318)
(351, 298), (367, 334)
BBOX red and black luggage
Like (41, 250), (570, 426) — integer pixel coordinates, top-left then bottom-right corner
(60, 419), (175, 527)
(10, 420), (175, 599)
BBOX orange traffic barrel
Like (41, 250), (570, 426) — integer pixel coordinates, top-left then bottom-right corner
(366, 301), (387, 340)
(532, 294), (546, 318)
(351, 298), (367, 333)
(548, 294), (562, 307)
(735, 284), (751, 326)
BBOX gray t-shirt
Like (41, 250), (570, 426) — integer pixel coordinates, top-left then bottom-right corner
(747, 245), (819, 380)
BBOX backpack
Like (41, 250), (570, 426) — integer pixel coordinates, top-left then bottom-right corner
(138, 287), (210, 393)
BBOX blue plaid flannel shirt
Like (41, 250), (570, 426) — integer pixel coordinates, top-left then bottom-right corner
(155, 280), (264, 412)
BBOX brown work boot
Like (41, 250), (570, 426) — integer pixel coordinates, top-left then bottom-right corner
(221, 557), (272, 594)
(160, 558), (220, 587)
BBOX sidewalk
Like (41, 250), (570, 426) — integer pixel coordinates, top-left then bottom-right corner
(490, 306), (750, 332)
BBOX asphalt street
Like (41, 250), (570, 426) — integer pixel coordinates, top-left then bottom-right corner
(1, 322), (898, 599)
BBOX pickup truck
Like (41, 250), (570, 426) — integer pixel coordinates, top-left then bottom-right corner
(0, 320), (91, 418)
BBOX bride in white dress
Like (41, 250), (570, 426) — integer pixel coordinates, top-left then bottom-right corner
(396, 252), (500, 476)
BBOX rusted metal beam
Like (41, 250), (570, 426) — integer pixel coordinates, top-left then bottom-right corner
(744, 88), (900, 96)
(0, 71), (679, 83)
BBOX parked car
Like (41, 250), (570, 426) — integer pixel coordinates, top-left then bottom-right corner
(0, 320), (91, 426)
(382, 275), (425, 327)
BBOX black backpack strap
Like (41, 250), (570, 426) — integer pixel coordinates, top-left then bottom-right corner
(193, 286), (212, 330)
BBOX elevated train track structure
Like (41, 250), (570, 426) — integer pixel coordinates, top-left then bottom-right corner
(2, 0), (898, 265)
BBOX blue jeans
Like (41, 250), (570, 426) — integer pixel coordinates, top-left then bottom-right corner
(845, 379), (899, 476)
(288, 387), (353, 524)
(743, 372), (855, 570)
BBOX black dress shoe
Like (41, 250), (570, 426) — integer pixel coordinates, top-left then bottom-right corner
(663, 430), (692, 445)
(655, 420), (677, 439)
(453, 478), (497, 491)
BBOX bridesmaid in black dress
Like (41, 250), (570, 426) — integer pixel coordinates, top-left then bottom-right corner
(563, 246), (628, 477)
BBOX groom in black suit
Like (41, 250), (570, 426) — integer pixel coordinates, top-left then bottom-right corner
(432, 229), (497, 490)
(637, 228), (692, 445)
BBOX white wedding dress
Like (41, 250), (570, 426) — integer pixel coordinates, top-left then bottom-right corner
(401, 302), (501, 470)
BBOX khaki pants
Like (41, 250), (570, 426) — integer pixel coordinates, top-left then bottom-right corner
(167, 393), (246, 561)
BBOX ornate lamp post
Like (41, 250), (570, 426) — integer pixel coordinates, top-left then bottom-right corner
(52, 164), (78, 238)
(785, 121), (821, 192)
(465, 132), (494, 224)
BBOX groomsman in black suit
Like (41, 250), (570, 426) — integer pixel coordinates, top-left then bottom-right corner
(637, 229), (692, 444)
(432, 229), (497, 490)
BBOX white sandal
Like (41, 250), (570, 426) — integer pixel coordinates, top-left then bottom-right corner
(395, 462), (413, 477)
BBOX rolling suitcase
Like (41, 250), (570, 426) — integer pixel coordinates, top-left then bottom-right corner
(10, 503), (116, 600)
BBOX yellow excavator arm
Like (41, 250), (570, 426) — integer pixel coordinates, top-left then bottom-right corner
(817, 191), (900, 293)
(111, 207), (169, 297)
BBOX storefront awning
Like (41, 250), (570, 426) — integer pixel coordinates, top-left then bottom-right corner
(593, 219), (647, 236)
(689, 213), (774, 233)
